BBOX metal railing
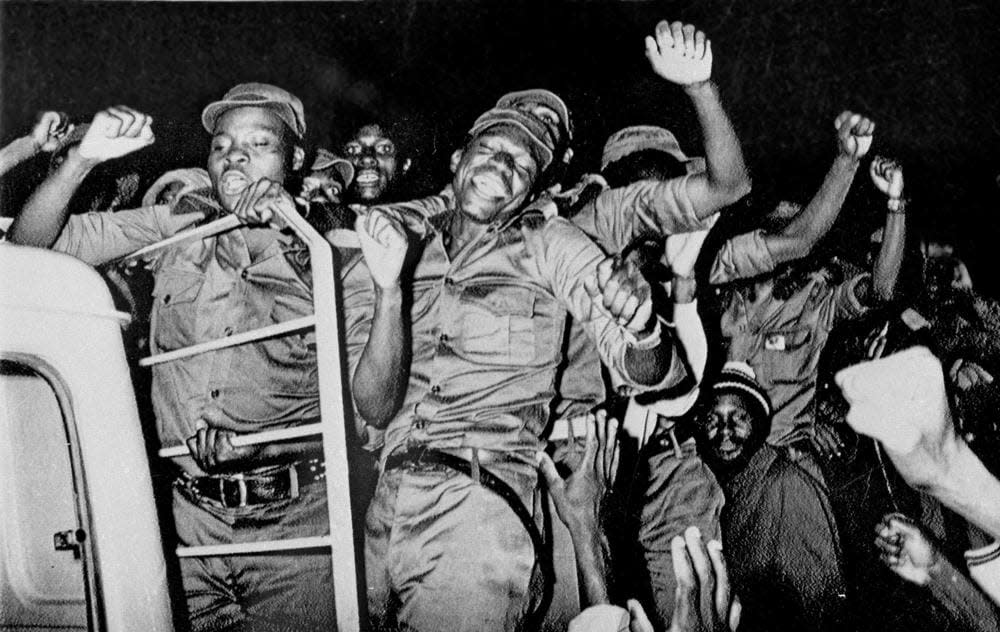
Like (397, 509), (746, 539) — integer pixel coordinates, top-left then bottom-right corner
(124, 209), (361, 630)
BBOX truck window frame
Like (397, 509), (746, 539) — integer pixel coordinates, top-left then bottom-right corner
(1, 353), (105, 631)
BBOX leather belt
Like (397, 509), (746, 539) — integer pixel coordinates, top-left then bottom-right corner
(176, 458), (325, 509)
(383, 446), (553, 627)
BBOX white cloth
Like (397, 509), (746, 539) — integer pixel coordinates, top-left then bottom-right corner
(966, 541), (1000, 607)
(623, 300), (706, 446)
(568, 604), (631, 632)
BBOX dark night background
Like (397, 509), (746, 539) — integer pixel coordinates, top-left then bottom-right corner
(3, 0), (1000, 293)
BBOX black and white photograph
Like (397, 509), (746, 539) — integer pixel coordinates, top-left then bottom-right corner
(2, 1), (1000, 631)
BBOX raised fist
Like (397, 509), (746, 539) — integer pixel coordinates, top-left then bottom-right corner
(869, 156), (904, 200)
(355, 208), (409, 290)
(646, 21), (713, 86)
(77, 106), (154, 162)
(31, 111), (72, 153)
(834, 111), (875, 160)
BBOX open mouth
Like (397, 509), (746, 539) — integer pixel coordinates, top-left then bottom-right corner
(220, 170), (250, 196)
(471, 173), (509, 198)
(717, 446), (741, 461)
(355, 170), (380, 186)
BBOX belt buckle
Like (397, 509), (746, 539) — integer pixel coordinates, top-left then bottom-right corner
(219, 474), (248, 508)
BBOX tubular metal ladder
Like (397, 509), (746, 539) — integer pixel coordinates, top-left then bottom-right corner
(121, 208), (361, 630)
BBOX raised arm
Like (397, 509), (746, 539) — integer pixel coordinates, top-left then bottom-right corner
(350, 208), (411, 428)
(868, 156), (907, 302)
(665, 226), (712, 383)
(646, 21), (751, 218)
(537, 411), (619, 606)
(763, 111), (874, 263)
(0, 111), (73, 178)
(9, 106), (155, 248)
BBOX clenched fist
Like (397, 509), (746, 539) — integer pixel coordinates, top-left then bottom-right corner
(834, 111), (875, 161)
(77, 106), (154, 163)
(231, 178), (297, 230)
(584, 254), (654, 334)
(31, 111), (73, 153)
(355, 208), (409, 290)
(869, 156), (904, 201)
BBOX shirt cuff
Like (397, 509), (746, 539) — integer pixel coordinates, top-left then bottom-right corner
(966, 541), (1000, 606)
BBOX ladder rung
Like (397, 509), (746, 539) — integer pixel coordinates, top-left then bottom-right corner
(158, 422), (324, 458)
(140, 316), (315, 367)
(176, 535), (331, 557)
(325, 228), (360, 249)
(120, 215), (242, 263)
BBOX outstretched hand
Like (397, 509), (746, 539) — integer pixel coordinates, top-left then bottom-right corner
(77, 106), (155, 163)
(646, 21), (713, 87)
(537, 410), (619, 532)
(834, 111), (875, 161)
(31, 111), (73, 153)
(630, 526), (740, 632)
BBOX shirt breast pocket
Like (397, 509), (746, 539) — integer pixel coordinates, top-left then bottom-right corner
(151, 269), (205, 350)
(459, 284), (537, 366)
(759, 327), (813, 384)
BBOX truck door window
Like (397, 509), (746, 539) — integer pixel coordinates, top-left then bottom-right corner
(0, 360), (92, 630)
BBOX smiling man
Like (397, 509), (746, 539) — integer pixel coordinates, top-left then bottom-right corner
(342, 122), (412, 204)
(349, 102), (687, 631)
(9, 83), (337, 632)
(694, 362), (846, 632)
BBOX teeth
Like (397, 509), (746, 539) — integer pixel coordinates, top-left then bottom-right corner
(221, 171), (249, 196)
(472, 174), (506, 197)
(355, 172), (379, 185)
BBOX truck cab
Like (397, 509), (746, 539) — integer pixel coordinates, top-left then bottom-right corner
(0, 244), (173, 631)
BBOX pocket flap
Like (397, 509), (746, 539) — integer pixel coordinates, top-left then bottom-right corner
(762, 327), (810, 352)
(461, 284), (535, 317)
(152, 269), (205, 305)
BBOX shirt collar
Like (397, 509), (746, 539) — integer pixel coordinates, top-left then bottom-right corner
(429, 194), (544, 240)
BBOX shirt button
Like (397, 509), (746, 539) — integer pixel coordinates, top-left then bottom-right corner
(210, 389), (220, 399)
(224, 326), (234, 336)
(431, 385), (441, 395)
(162, 294), (171, 305)
(240, 269), (249, 280)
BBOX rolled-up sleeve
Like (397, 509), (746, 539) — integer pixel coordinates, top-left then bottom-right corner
(708, 229), (777, 285)
(536, 216), (686, 393)
(833, 273), (871, 321)
(52, 206), (171, 266)
(572, 175), (714, 253)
